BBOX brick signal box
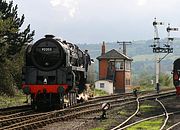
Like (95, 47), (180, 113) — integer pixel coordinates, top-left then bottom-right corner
(97, 42), (133, 93)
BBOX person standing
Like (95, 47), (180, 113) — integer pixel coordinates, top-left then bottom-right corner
(84, 49), (91, 71)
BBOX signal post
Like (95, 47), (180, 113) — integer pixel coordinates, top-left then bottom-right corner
(150, 18), (178, 93)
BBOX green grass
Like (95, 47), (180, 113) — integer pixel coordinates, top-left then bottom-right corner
(0, 92), (26, 108)
(118, 109), (128, 116)
(139, 85), (154, 91)
(140, 104), (156, 113)
(139, 85), (174, 92)
(94, 89), (108, 96)
(126, 118), (163, 130)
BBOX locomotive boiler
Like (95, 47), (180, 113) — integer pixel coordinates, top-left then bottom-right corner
(22, 35), (90, 109)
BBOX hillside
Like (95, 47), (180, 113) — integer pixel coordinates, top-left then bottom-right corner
(77, 38), (180, 80)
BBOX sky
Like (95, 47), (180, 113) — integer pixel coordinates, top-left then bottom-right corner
(9, 0), (180, 44)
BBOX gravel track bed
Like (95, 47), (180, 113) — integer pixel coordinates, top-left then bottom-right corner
(160, 96), (180, 130)
(41, 94), (177, 130)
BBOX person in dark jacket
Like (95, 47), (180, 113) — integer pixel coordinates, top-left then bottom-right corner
(84, 49), (91, 71)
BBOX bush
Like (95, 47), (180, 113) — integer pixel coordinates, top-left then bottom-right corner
(138, 72), (173, 91)
(0, 63), (15, 96)
(94, 89), (108, 96)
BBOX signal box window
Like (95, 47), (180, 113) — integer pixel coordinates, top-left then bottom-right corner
(115, 61), (124, 70)
(100, 83), (105, 88)
(125, 61), (131, 71)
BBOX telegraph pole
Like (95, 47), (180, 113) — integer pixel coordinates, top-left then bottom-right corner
(117, 41), (132, 91)
(117, 41), (132, 55)
(150, 18), (178, 93)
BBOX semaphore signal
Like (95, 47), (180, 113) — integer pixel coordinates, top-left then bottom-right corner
(166, 23), (178, 48)
(150, 18), (178, 93)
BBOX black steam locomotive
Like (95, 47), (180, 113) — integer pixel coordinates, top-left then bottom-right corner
(22, 35), (90, 109)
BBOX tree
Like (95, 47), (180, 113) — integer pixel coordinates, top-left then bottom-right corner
(0, 0), (35, 95)
(0, 0), (34, 62)
(159, 73), (173, 88)
(138, 71), (154, 88)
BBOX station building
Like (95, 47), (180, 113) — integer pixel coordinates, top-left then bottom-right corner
(96, 42), (133, 93)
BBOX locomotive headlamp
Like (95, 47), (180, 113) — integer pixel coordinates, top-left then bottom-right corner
(43, 78), (47, 84)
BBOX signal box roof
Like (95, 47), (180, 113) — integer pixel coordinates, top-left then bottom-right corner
(97, 49), (133, 61)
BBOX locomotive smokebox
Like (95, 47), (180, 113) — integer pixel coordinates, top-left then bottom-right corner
(30, 35), (65, 71)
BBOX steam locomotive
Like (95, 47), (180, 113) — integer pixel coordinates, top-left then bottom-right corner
(22, 35), (90, 109)
(173, 58), (180, 95)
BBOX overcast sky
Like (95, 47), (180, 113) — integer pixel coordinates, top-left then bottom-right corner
(10, 0), (180, 44)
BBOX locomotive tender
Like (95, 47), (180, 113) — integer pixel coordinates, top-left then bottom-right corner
(173, 58), (180, 95)
(22, 35), (89, 109)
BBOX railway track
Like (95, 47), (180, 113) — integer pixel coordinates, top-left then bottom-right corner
(0, 90), (175, 130)
(110, 92), (176, 130)
(156, 97), (168, 130)
(0, 94), (135, 129)
(0, 89), (173, 113)
(0, 109), (35, 121)
(111, 97), (140, 130)
(0, 92), (137, 129)
(0, 105), (31, 116)
(111, 94), (176, 130)
(0, 88), (173, 114)
(115, 111), (180, 130)
(166, 120), (180, 130)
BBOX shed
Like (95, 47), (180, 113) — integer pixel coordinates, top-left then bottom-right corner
(95, 80), (114, 94)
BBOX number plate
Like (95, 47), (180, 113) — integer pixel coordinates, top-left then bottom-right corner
(41, 48), (53, 52)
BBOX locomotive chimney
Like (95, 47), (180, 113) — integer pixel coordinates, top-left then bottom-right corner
(45, 34), (55, 39)
(101, 41), (105, 55)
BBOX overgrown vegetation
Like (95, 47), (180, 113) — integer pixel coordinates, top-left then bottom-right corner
(118, 109), (129, 116)
(140, 104), (157, 113)
(0, 0), (34, 96)
(0, 91), (26, 108)
(134, 71), (173, 91)
(127, 117), (163, 130)
(94, 89), (108, 96)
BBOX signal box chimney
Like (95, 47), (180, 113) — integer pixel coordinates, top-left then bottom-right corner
(102, 41), (105, 55)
